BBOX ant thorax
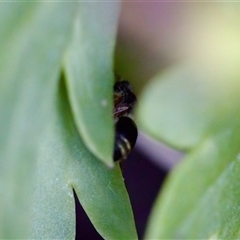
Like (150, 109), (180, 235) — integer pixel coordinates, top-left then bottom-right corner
(113, 80), (137, 120)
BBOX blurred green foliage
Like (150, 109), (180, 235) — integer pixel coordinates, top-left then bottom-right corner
(123, 3), (240, 239)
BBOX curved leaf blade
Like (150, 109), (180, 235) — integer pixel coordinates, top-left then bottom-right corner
(135, 5), (240, 239)
(0, 3), (77, 238)
(0, 2), (136, 239)
(141, 54), (240, 239)
(142, 64), (240, 238)
(145, 118), (240, 239)
(64, 2), (120, 167)
(137, 64), (240, 150)
(31, 119), (75, 239)
(32, 80), (137, 239)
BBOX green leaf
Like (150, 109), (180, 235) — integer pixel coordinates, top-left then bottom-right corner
(0, 3), (76, 238)
(145, 119), (240, 239)
(127, 6), (240, 239)
(137, 12), (240, 236)
(0, 2), (136, 239)
(32, 80), (137, 240)
(137, 64), (240, 150)
(139, 63), (240, 238)
(64, 2), (120, 167)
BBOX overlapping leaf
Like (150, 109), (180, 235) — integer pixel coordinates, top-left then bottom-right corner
(32, 80), (137, 239)
(136, 8), (240, 238)
(138, 53), (240, 239)
(64, 2), (120, 167)
(0, 3), (137, 239)
(0, 3), (76, 237)
(140, 63), (240, 239)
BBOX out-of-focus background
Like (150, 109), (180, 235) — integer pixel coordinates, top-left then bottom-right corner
(76, 2), (240, 239)
(116, 2), (188, 170)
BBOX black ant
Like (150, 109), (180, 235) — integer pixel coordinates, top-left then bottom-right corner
(113, 80), (138, 162)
